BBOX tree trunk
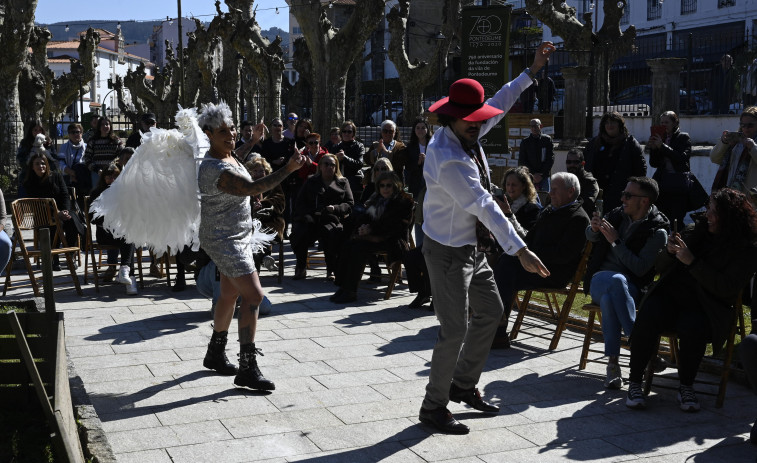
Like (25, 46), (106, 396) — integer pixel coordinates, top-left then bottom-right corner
(290, 0), (386, 131)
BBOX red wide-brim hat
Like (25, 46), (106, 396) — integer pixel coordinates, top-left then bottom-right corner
(429, 78), (504, 122)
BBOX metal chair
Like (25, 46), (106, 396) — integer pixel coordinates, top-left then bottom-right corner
(3, 198), (82, 296)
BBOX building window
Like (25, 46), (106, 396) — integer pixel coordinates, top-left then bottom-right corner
(718, 0), (735, 7)
(620, 2), (630, 25)
(293, 26), (301, 34)
(647, 0), (661, 20)
(681, 0), (697, 14)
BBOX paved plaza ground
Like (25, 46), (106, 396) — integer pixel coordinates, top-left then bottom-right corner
(5, 254), (757, 462)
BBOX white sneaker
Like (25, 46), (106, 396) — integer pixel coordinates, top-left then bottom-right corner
(116, 265), (132, 285)
(604, 363), (623, 389)
(126, 277), (138, 295)
(262, 255), (278, 272)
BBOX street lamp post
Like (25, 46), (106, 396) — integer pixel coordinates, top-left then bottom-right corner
(381, 47), (387, 123)
(72, 61), (85, 122)
(435, 31), (446, 100)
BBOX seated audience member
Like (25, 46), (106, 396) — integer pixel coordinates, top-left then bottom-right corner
(290, 153), (354, 280)
(584, 112), (647, 213)
(565, 148), (599, 216)
(17, 121), (58, 195)
(293, 118), (314, 150)
(360, 157), (394, 204)
(82, 116), (99, 144)
(335, 120), (366, 199)
(246, 157), (285, 272)
(23, 153), (86, 271)
(648, 110), (694, 226)
(260, 117), (295, 171)
(297, 132), (326, 183)
(235, 120), (266, 162)
(626, 188), (757, 412)
(365, 120), (406, 181)
(710, 106), (757, 205)
(330, 172), (413, 303)
(518, 118), (554, 191)
(282, 112), (298, 139)
(89, 163), (139, 295)
(324, 127), (341, 153)
(500, 166), (542, 235)
(739, 332), (757, 441)
(584, 177), (668, 389)
(58, 123), (89, 192)
(125, 112), (157, 148)
(492, 172), (589, 347)
(116, 147), (135, 168)
(0, 188), (11, 276)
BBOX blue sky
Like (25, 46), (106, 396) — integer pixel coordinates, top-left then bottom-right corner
(34, 0), (289, 32)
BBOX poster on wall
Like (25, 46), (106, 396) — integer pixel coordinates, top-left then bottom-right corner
(461, 4), (512, 159)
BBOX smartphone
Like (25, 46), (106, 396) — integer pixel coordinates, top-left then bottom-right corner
(492, 186), (505, 201)
(724, 130), (743, 144)
(650, 125), (666, 139)
(673, 219), (678, 235)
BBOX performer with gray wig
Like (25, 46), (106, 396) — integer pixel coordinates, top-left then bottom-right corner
(197, 102), (306, 390)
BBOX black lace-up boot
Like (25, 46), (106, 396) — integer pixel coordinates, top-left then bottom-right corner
(234, 343), (275, 391)
(203, 330), (238, 375)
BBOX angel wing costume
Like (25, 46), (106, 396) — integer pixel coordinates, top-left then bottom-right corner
(92, 107), (275, 277)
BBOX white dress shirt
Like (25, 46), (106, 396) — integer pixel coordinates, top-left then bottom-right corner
(422, 72), (532, 255)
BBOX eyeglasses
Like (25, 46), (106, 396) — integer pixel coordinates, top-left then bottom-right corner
(69, 130), (82, 134)
(621, 191), (648, 200)
(379, 183), (393, 188)
(307, 141), (319, 145)
(341, 129), (353, 134)
(565, 160), (581, 165)
(382, 128), (394, 133)
(740, 122), (756, 129)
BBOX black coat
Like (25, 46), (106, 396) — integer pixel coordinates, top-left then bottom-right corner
(24, 171), (71, 212)
(519, 134), (555, 178)
(650, 129), (691, 175)
(584, 135), (647, 212)
(513, 201), (541, 232)
(354, 192), (414, 262)
(401, 142), (426, 198)
(293, 175), (354, 229)
(526, 200), (590, 286)
(645, 219), (757, 353)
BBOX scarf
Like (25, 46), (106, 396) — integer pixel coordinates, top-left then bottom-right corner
(510, 195), (529, 214)
(712, 143), (751, 192)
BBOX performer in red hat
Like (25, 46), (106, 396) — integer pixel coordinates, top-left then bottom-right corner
(418, 41), (555, 434)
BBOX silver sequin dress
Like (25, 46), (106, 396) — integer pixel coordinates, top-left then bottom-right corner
(198, 154), (256, 278)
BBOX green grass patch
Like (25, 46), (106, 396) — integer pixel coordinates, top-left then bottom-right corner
(0, 305), (27, 314)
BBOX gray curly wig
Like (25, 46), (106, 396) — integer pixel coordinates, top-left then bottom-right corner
(198, 102), (234, 132)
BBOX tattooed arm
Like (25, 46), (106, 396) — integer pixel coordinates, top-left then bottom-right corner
(218, 151), (305, 196)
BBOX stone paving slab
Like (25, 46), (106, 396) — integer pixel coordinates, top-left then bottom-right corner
(6, 258), (757, 462)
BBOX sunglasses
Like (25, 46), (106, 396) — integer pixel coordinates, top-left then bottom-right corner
(69, 130), (82, 134)
(565, 160), (581, 165)
(382, 128), (394, 133)
(621, 191), (648, 200)
(307, 141), (319, 145)
(740, 122), (756, 129)
(379, 183), (393, 188)
(288, 116), (298, 121)
(341, 129), (353, 134)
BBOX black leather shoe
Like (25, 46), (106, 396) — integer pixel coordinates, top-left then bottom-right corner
(409, 293), (431, 308)
(418, 407), (469, 434)
(332, 290), (357, 303)
(449, 383), (499, 414)
(329, 288), (344, 302)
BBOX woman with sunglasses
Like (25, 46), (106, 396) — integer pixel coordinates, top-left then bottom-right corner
(335, 120), (366, 199)
(290, 153), (354, 280)
(648, 111), (696, 226)
(330, 172), (413, 303)
(711, 106), (757, 205)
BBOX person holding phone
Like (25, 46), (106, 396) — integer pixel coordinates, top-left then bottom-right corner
(648, 111), (693, 226)
(711, 106), (757, 206)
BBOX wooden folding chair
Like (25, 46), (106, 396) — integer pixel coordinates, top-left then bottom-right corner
(642, 293), (745, 408)
(3, 198), (82, 296)
(83, 196), (143, 292)
(509, 241), (593, 350)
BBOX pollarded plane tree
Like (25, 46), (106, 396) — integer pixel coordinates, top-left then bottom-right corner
(386, 0), (461, 124)
(525, 0), (635, 105)
(289, 0), (387, 131)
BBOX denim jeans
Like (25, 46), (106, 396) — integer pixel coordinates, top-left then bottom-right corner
(0, 230), (12, 276)
(590, 270), (638, 356)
